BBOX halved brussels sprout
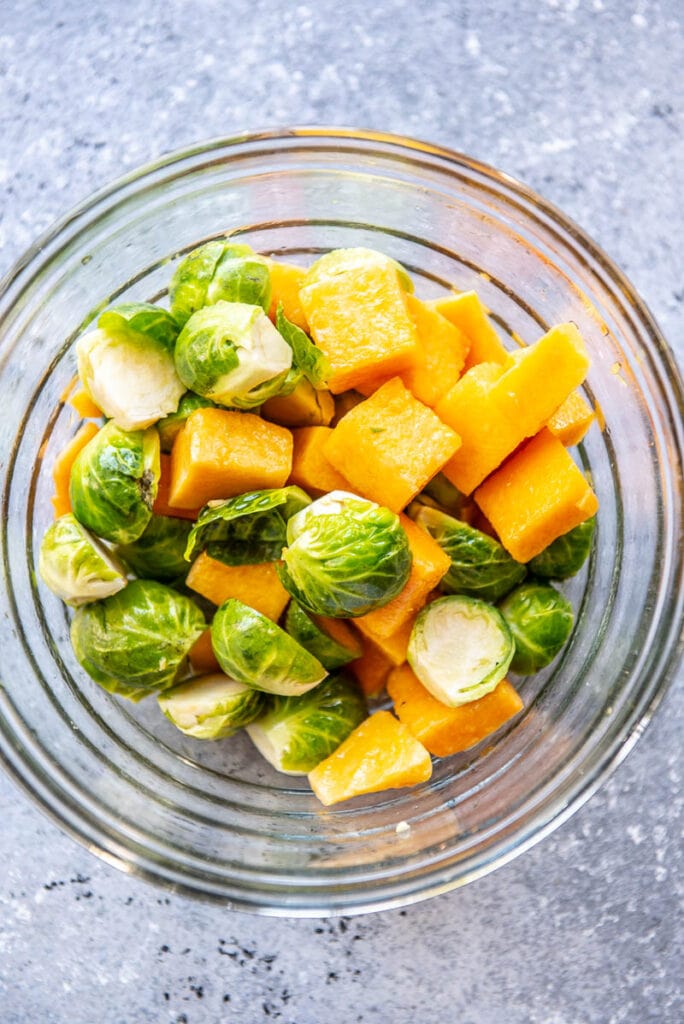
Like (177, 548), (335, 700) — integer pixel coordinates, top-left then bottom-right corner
(302, 247), (414, 293)
(418, 473), (467, 517)
(69, 421), (160, 545)
(117, 514), (193, 581)
(284, 601), (363, 670)
(499, 582), (574, 675)
(408, 595), (514, 706)
(278, 491), (412, 618)
(410, 505), (526, 603)
(70, 579), (205, 700)
(184, 486), (311, 566)
(76, 326), (185, 431)
(527, 517), (596, 580)
(98, 302), (179, 352)
(211, 599), (327, 696)
(158, 673), (265, 739)
(246, 673), (367, 775)
(39, 514), (128, 606)
(174, 301), (292, 409)
(275, 305), (329, 390)
(169, 240), (272, 327)
(157, 391), (217, 452)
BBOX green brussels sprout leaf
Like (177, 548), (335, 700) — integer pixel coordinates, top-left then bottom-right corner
(169, 240), (271, 327)
(157, 391), (217, 452)
(39, 514), (128, 606)
(527, 517), (596, 580)
(284, 601), (362, 670)
(499, 582), (574, 674)
(418, 473), (468, 517)
(158, 673), (265, 739)
(117, 514), (194, 581)
(275, 304), (330, 390)
(98, 302), (179, 352)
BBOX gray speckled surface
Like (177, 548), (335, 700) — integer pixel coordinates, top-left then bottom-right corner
(1, 1), (682, 1022)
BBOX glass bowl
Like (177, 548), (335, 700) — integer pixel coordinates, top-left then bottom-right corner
(0, 128), (682, 916)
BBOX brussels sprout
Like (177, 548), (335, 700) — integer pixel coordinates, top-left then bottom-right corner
(173, 301), (292, 409)
(117, 514), (193, 581)
(275, 305), (329, 390)
(158, 673), (265, 739)
(76, 326), (185, 431)
(211, 599), (327, 696)
(278, 491), (412, 618)
(39, 513), (128, 606)
(157, 391), (217, 452)
(410, 505), (526, 603)
(419, 473), (467, 517)
(527, 517), (596, 580)
(246, 673), (367, 775)
(284, 601), (363, 670)
(303, 247), (414, 293)
(71, 579), (205, 700)
(69, 421), (160, 545)
(98, 302), (179, 352)
(185, 486), (311, 566)
(499, 582), (574, 675)
(408, 595), (514, 706)
(169, 240), (271, 327)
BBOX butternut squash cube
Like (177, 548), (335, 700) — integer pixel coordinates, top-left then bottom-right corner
(547, 391), (595, 447)
(261, 378), (335, 427)
(429, 291), (509, 369)
(153, 454), (201, 521)
(51, 422), (100, 518)
(169, 407), (292, 509)
(186, 553), (290, 620)
(308, 711), (432, 805)
(331, 390), (364, 425)
(299, 263), (420, 393)
(68, 389), (103, 419)
(288, 426), (351, 496)
(388, 665), (523, 757)
(188, 628), (221, 674)
(323, 377), (461, 513)
(348, 637), (395, 698)
(266, 259), (308, 331)
(474, 428), (599, 562)
(436, 323), (590, 494)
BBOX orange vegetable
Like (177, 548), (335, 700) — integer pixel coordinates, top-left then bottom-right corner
(186, 553), (290, 620)
(261, 378), (335, 427)
(266, 259), (308, 331)
(153, 454), (201, 521)
(188, 629), (221, 673)
(314, 615), (363, 660)
(50, 422), (100, 517)
(323, 377), (461, 513)
(299, 263), (420, 393)
(308, 710), (432, 805)
(388, 665), (523, 757)
(429, 291), (509, 369)
(68, 389), (103, 419)
(288, 426), (351, 496)
(348, 637), (395, 698)
(436, 323), (590, 494)
(331, 390), (364, 425)
(169, 407), (292, 509)
(474, 427), (599, 562)
(547, 391), (595, 447)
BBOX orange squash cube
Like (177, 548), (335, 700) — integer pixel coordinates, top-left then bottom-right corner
(288, 426), (351, 496)
(188, 629), (221, 674)
(261, 379), (335, 428)
(323, 377), (461, 513)
(388, 665), (523, 757)
(429, 291), (509, 369)
(331, 390), (364, 425)
(169, 407), (292, 509)
(266, 259), (308, 331)
(68, 389), (103, 419)
(308, 711), (432, 805)
(474, 428), (599, 562)
(547, 391), (595, 447)
(51, 422), (100, 518)
(299, 263), (420, 393)
(186, 553), (290, 620)
(436, 323), (590, 494)
(153, 454), (202, 521)
(348, 637), (395, 698)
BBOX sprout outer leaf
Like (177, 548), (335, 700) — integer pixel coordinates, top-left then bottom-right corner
(284, 601), (362, 670)
(275, 304), (330, 389)
(499, 582), (574, 674)
(117, 514), (194, 581)
(527, 517), (596, 580)
(98, 303), (180, 352)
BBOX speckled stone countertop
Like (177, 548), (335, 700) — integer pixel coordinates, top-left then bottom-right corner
(1, 2), (682, 1022)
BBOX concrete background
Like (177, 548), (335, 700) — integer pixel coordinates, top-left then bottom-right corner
(1, 2), (682, 1022)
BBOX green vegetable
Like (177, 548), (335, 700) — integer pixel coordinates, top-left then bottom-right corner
(117, 514), (194, 581)
(246, 673), (367, 774)
(76, 326), (185, 431)
(185, 486), (310, 566)
(39, 514), (127, 606)
(69, 420), (160, 545)
(173, 300), (292, 409)
(98, 302), (179, 352)
(499, 582), (574, 674)
(157, 391), (217, 452)
(158, 673), (265, 739)
(303, 247), (414, 293)
(408, 595), (514, 706)
(278, 491), (412, 618)
(284, 601), (363, 670)
(527, 517), (596, 580)
(169, 240), (272, 327)
(70, 579), (205, 700)
(418, 473), (467, 516)
(275, 305), (329, 390)
(211, 599), (327, 696)
(410, 505), (526, 602)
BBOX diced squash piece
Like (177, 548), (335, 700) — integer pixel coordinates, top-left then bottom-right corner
(68, 389), (103, 419)
(299, 263), (420, 393)
(357, 616), (412, 666)
(429, 291), (509, 369)
(189, 629), (221, 673)
(51, 422), (100, 517)
(331, 390), (364, 425)
(308, 710), (432, 805)
(288, 426), (351, 496)
(355, 515), (450, 638)
(186, 553), (290, 620)
(153, 454), (202, 521)
(474, 428), (599, 562)
(323, 377), (461, 513)
(348, 637), (394, 698)
(437, 323), (590, 494)
(314, 615), (363, 660)
(261, 378), (334, 427)
(547, 391), (595, 447)
(388, 665), (523, 757)
(266, 259), (308, 331)
(169, 407), (292, 509)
